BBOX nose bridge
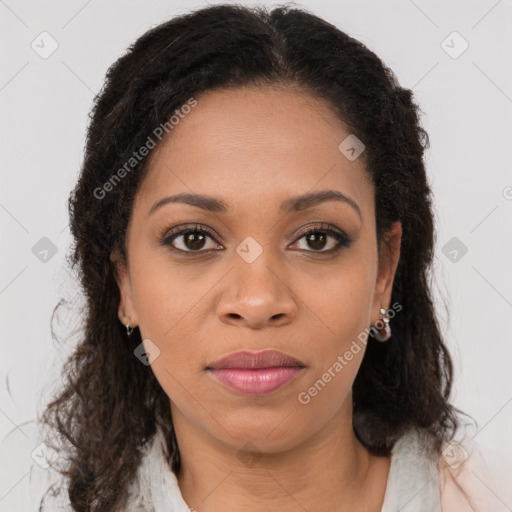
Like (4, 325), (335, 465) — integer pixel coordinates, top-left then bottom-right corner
(238, 249), (284, 299)
(235, 237), (289, 302)
(217, 236), (297, 327)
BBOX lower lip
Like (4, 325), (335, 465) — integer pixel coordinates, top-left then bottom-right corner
(207, 367), (304, 396)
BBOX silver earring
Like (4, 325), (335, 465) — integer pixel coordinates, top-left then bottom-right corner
(373, 307), (391, 342)
(126, 324), (134, 337)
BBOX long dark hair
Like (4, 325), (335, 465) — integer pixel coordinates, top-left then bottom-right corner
(39, 3), (465, 510)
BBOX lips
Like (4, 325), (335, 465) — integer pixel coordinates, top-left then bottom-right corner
(206, 350), (306, 396)
(206, 349), (305, 370)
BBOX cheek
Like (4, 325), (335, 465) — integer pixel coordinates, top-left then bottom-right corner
(297, 348), (363, 416)
(294, 252), (376, 348)
(130, 248), (211, 340)
(290, 253), (376, 411)
(127, 254), (207, 393)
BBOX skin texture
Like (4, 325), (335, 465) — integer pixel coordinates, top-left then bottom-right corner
(112, 85), (402, 512)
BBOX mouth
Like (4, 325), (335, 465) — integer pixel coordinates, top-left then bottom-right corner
(206, 349), (306, 370)
(205, 349), (306, 396)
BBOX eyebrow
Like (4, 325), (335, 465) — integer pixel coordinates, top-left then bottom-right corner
(148, 190), (362, 220)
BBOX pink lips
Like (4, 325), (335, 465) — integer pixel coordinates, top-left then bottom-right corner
(206, 350), (306, 396)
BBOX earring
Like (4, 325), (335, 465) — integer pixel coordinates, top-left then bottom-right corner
(373, 307), (391, 342)
(124, 314), (134, 337)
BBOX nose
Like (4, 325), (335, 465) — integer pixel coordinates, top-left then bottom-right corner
(216, 259), (298, 329)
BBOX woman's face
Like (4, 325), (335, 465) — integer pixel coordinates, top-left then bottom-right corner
(113, 85), (401, 453)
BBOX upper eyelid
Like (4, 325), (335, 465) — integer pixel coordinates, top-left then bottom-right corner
(162, 223), (220, 242)
(293, 222), (344, 237)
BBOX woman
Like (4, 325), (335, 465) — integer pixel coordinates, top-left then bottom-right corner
(39, 4), (507, 511)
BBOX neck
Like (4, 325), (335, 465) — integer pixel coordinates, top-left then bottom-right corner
(171, 395), (390, 512)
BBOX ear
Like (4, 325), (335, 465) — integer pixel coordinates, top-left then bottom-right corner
(110, 249), (139, 328)
(371, 221), (402, 323)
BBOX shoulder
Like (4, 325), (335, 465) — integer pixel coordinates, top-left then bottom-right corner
(381, 424), (512, 512)
(125, 426), (191, 512)
(381, 427), (442, 512)
(437, 428), (512, 512)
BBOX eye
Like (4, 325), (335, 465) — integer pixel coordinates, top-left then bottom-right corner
(159, 222), (353, 255)
(290, 223), (353, 253)
(160, 224), (222, 253)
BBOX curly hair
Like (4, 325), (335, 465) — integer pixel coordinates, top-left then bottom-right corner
(39, 3), (464, 510)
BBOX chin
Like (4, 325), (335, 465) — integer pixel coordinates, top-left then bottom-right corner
(208, 407), (312, 454)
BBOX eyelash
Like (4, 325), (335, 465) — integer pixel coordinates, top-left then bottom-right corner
(159, 222), (353, 255)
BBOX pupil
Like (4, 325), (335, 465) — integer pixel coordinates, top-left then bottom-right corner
(186, 232), (205, 250)
(308, 233), (326, 250)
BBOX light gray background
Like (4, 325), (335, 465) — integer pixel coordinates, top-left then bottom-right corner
(1, 0), (511, 509)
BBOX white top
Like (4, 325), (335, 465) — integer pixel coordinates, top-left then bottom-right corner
(42, 424), (511, 511)
(124, 426), (442, 511)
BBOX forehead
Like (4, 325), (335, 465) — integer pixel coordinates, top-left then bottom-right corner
(136, 85), (373, 220)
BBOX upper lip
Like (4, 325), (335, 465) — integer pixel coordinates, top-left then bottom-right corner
(206, 350), (306, 370)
